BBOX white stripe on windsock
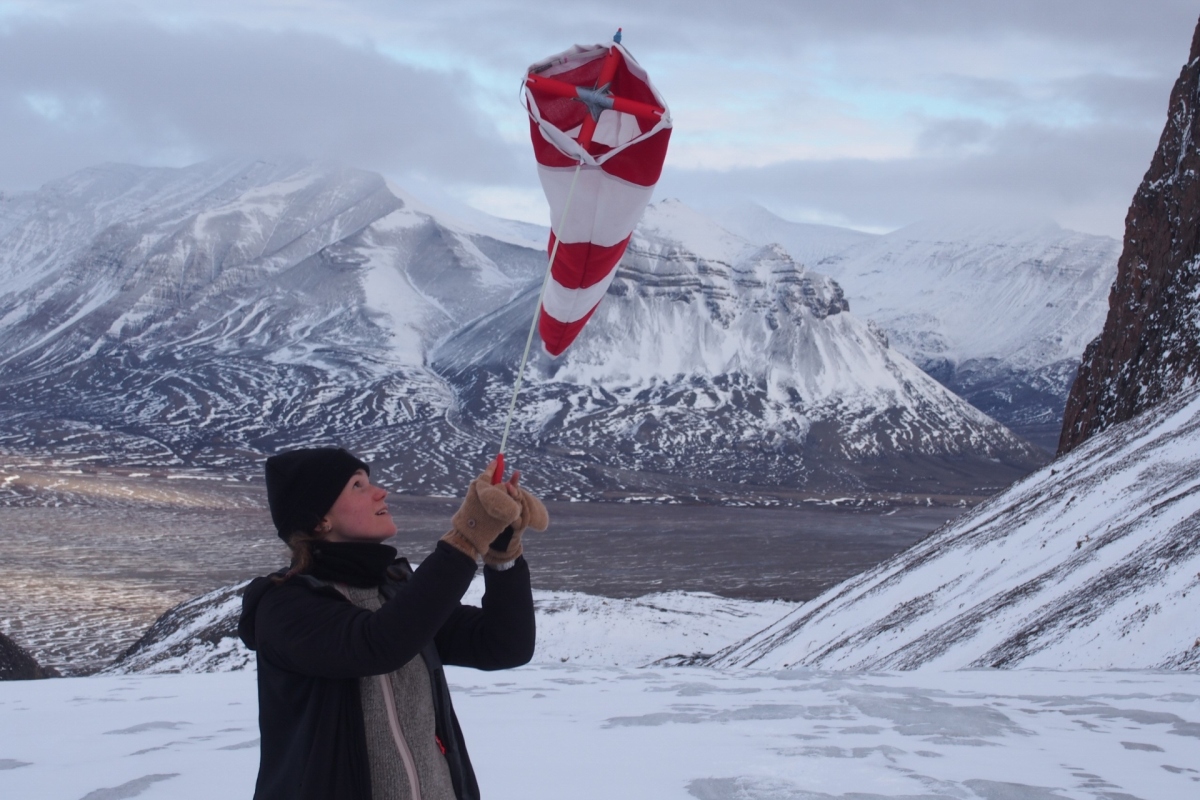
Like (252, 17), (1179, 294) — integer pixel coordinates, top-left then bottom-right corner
(538, 165), (655, 247)
(541, 269), (622, 324)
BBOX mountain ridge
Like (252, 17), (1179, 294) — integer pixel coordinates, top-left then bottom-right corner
(723, 205), (1120, 452)
(0, 159), (1043, 500)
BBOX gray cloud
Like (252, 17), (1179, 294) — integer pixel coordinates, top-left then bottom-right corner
(1057, 73), (1178, 122)
(321, 0), (1200, 71)
(0, 17), (523, 189)
(934, 72), (1175, 127)
(664, 119), (1155, 236)
(0, 2), (1195, 239)
(17, 2), (1199, 73)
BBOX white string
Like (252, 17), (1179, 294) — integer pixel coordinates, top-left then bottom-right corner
(497, 162), (584, 457)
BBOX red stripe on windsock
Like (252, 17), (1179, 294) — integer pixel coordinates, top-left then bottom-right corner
(530, 118), (580, 169)
(599, 127), (672, 186)
(549, 234), (631, 290)
(539, 304), (600, 357)
(525, 41), (671, 356)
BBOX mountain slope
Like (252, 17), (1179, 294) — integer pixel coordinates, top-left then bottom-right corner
(815, 219), (1119, 452)
(708, 384), (1200, 671)
(0, 160), (543, 489)
(0, 162), (1041, 500)
(720, 205), (1119, 453)
(434, 200), (1044, 496)
(0, 630), (57, 680)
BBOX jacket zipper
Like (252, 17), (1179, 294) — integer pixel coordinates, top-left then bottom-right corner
(333, 583), (423, 800)
(377, 671), (423, 800)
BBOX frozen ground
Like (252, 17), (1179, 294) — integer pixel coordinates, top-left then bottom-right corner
(1, 667), (1196, 799)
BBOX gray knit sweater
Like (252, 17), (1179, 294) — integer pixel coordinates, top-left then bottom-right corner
(341, 584), (458, 800)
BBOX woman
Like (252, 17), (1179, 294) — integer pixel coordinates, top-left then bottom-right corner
(237, 447), (547, 800)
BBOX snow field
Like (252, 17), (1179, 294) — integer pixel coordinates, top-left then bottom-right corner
(712, 386), (1200, 671)
(106, 580), (803, 675)
(1, 668), (1197, 799)
(461, 582), (801, 668)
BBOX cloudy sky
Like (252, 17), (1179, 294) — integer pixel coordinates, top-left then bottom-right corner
(1, 1), (1197, 237)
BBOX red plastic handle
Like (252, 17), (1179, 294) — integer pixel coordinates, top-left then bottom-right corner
(491, 452), (506, 485)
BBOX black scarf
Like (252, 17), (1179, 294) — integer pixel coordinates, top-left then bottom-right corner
(309, 541), (398, 587)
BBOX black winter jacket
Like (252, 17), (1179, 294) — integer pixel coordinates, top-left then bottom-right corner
(237, 541), (535, 800)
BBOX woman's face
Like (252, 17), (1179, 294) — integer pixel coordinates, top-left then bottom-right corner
(321, 469), (397, 542)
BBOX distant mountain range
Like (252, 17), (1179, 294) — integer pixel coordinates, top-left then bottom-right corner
(434, 199), (1041, 496)
(721, 207), (1120, 453)
(0, 159), (1088, 500)
(0, 160), (544, 492)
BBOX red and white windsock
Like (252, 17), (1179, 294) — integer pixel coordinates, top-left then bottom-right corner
(523, 40), (672, 356)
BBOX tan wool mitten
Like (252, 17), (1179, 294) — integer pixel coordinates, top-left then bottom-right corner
(483, 488), (549, 568)
(442, 464), (521, 559)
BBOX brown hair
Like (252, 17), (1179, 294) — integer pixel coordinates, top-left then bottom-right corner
(273, 530), (323, 583)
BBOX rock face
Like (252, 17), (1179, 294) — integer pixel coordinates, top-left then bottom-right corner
(1060, 17), (1200, 453)
(0, 630), (58, 680)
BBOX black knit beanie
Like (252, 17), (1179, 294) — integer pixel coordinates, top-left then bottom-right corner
(265, 447), (369, 541)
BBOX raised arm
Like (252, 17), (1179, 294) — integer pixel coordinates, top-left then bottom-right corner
(436, 557), (536, 669)
(254, 541), (477, 678)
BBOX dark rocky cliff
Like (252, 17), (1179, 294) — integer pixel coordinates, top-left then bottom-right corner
(0, 630), (58, 680)
(1060, 17), (1200, 453)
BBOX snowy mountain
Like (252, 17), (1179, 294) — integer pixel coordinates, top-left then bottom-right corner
(0, 160), (545, 490)
(434, 199), (1043, 495)
(708, 384), (1200, 671)
(704, 22), (1200, 673)
(713, 202), (876, 266)
(103, 576), (799, 674)
(723, 207), (1119, 453)
(0, 160), (1040, 499)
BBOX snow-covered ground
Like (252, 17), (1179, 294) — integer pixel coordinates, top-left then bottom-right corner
(2, 667), (1197, 799)
(103, 578), (801, 674)
(7, 561), (1197, 799)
